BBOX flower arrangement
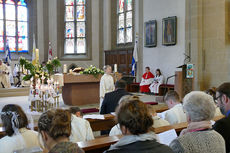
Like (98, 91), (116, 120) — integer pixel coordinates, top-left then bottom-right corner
(19, 57), (61, 81)
(80, 65), (104, 77)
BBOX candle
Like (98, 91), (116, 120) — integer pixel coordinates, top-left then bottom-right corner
(63, 64), (67, 73)
(114, 64), (117, 72)
(35, 49), (39, 63)
(69, 69), (73, 74)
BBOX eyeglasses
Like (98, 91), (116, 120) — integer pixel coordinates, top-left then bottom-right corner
(214, 94), (222, 101)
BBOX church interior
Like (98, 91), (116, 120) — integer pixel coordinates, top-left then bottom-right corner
(0, 0), (230, 153)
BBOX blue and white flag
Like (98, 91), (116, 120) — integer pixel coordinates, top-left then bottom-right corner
(131, 34), (138, 76)
(5, 41), (11, 64)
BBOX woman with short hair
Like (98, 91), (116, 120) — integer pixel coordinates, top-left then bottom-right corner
(0, 104), (39, 153)
(169, 91), (226, 153)
(104, 95), (173, 153)
(38, 109), (84, 153)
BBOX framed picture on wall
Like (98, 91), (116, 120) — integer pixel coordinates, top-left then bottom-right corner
(162, 16), (177, 46)
(144, 20), (157, 47)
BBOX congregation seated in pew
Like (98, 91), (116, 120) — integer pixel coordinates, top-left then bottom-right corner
(109, 101), (170, 136)
(104, 95), (173, 153)
(38, 109), (84, 153)
(69, 107), (95, 142)
(162, 91), (187, 125)
(169, 91), (226, 153)
(0, 104), (39, 153)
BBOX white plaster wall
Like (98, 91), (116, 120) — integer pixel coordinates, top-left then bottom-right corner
(143, 0), (186, 84)
(37, 0), (45, 63)
(49, 0), (57, 58)
(103, 0), (111, 50)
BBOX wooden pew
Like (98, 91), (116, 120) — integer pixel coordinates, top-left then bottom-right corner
(77, 115), (225, 153)
(0, 106), (170, 139)
(0, 115), (224, 153)
(87, 114), (116, 131)
(154, 115), (225, 134)
(78, 135), (122, 153)
(77, 123), (187, 153)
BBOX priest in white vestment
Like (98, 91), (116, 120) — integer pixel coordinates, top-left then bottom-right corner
(0, 60), (11, 88)
(99, 65), (115, 108)
(69, 107), (94, 142)
(163, 91), (187, 125)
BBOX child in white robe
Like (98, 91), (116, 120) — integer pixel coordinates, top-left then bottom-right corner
(149, 69), (164, 94)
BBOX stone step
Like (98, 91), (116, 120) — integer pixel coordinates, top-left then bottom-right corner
(0, 87), (30, 98)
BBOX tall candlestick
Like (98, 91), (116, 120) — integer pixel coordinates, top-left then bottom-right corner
(35, 49), (39, 63)
(114, 64), (117, 72)
(63, 64), (67, 73)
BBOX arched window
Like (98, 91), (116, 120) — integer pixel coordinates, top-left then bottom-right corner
(0, 0), (28, 53)
(65, 0), (86, 54)
(117, 0), (133, 44)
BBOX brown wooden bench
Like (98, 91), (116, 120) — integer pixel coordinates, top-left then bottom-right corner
(159, 84), (175, 96)
(77, 115), (225, 153)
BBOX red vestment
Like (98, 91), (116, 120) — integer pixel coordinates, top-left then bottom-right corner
(140, 72), (154, 93)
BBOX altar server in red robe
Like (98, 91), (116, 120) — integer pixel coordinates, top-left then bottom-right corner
(140, 67), (154, 93)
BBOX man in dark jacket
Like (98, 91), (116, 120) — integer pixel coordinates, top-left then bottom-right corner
(213, 82), (230, 153)
(100, 80), (130, 114)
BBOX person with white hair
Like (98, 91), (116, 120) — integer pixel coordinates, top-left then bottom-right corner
(0, 59), (11, 88)
(99, 65), (115, 108)
(169, 91), (226, 153)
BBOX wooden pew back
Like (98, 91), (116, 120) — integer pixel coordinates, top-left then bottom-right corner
(78, 115), (225, 153)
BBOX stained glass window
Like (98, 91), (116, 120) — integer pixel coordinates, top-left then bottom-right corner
(5, 0), (14, 4)
(65, 22), (74, 38)
(5, 4), (15, 20)
(66, 0), (74, 6)
(18, 6), (27, 21)
(65, 0), (86, 54)
(1, 0), (28, 53)
(117, 0), (133, 44)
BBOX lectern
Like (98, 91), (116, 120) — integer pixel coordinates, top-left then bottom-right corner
(174, 64), (194, 99)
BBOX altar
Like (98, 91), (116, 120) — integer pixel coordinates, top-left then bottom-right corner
(62, 74), (102, 106)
